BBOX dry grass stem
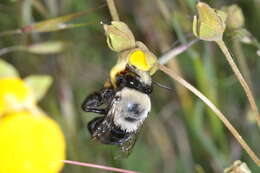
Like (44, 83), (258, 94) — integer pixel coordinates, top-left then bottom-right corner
(106, 0), (120, 21)
(63, 160), (138, 173)
(158, 39), (198, 65)
(216, 40), (260, 129)
(158, 64), (260, 167)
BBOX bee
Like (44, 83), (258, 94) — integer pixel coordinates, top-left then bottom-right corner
(81, 65), (153, 157)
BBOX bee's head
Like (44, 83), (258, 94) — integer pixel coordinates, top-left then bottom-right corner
(115, 66), (153, 94)
(111, 88), (151, 132)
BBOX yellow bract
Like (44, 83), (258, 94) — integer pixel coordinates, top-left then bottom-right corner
(0, 78), (34, 116)
(0, 111), (65, 173)
(129, 50), (150, 71)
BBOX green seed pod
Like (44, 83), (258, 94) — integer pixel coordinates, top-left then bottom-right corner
(224, 5), (245, 29)
(193, 2), (227, 41)
(103, 21), (136, 52)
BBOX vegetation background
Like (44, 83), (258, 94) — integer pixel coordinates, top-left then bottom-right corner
(0, 0), (260, 172)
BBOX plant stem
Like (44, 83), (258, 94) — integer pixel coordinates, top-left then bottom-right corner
(172, 16), (226, 146)
(158, 39), (198, 65)
(0, 29), (21, 37)
(0, 45), (23, 56)
(232, 39), (253, 89)
(216, 40), (260, 128)
(158, 64), (260, 167)
(106, 0), (120, 21)
(63, 160), (138, 173)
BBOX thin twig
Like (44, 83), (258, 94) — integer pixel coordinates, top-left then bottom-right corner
(158, 64), (260, 167)
(63, 160), (138, 173)
(0, 29), (21, 37)
(106, 0), (120, 21)
(158, 39), (199, 65)
(216, 40), (260, 129)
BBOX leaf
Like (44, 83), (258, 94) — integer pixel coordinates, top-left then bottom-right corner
(0, 59), (19, 78)
(25, 41), (66, 54)
(0, 41), (67, 56)
(25, 75), (53, 101)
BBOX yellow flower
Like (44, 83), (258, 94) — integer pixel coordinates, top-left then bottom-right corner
(109, 42), (157, 87)
(129, 50), (150, 71)
(0, 111), (65, 173)
(0, 78), (35, 116)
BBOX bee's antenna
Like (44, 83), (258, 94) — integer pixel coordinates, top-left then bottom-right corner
(153, 81), (172, 91)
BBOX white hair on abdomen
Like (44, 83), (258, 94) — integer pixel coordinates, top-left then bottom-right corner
(114, 109), (150, 132)
(112, 88), (151, 132)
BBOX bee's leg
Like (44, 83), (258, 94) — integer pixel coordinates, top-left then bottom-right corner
(87, 116), (104, 135)
(81, 91), (107, 114)
(82, 88), (115, 114)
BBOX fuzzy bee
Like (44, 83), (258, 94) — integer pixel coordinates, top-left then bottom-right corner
(82, 65), (153, 157)
(83, 21), (157, 156)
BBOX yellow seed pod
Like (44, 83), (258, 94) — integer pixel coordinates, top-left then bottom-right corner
(0, 78), (35, 116)
(0, 111), (65, 173)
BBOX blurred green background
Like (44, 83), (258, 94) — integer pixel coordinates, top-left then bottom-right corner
(1, 0), (260, 172)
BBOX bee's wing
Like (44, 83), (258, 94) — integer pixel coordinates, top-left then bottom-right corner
(115, 124), (143, 158)
(91, 101), (117, 143)
(91, 113), (114, 141)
